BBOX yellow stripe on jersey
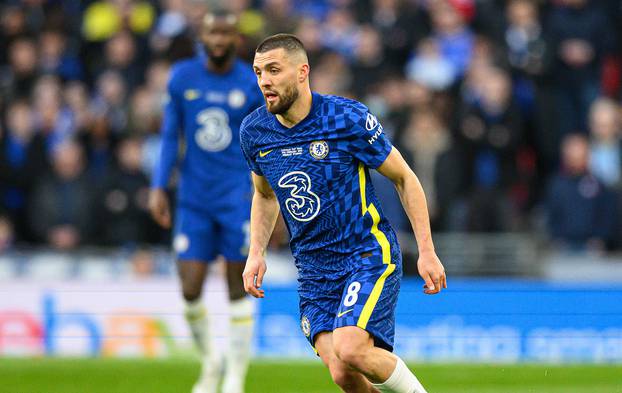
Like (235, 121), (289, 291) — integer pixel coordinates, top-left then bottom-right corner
(356, 163), (395, 329)
(357, 163), (391, 264)
(357, 263), (396, 329)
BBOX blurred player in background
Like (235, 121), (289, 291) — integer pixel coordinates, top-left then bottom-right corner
(149, 10), (263, 393)
(240, 34), (447, 393)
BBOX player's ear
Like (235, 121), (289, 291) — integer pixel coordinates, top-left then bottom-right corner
(298, 64), (310, 83)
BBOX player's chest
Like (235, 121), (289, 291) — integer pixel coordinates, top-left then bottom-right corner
(256, 138), (356, 193)
(180, 82), (250, 120)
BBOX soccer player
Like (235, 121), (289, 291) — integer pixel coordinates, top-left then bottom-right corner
(149, 10), (263, 393)
(240, 34), (447, 393)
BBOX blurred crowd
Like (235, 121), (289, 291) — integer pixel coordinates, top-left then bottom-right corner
(1, 0), (622, 255)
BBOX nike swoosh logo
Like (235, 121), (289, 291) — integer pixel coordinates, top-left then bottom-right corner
(337, 309), (353, 318)
(259, 149), (273, 158)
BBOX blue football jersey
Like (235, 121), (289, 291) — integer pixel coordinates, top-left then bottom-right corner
(240, 93), (401, 279)
(152, 56), (264, 208)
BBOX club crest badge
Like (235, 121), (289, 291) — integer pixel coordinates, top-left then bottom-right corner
(228, 89), (246, 108)
(301, 315), (311, 337)
(309, 140), (329, 160)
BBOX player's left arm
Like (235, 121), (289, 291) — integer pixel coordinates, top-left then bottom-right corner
(149, 68), (183, 229)
(377, 147), (447, 294)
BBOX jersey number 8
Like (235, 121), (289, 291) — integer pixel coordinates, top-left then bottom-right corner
(343, 281), (361, 307)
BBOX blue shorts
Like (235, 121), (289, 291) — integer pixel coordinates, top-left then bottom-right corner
(298, 254), (402, 352)
(173, 193), (250, 263)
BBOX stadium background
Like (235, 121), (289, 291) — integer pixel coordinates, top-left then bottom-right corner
(0, 0), (621, 392)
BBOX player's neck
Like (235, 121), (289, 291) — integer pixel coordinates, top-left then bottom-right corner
(206, 56), (235, 74)
(276, 88), (313, 128)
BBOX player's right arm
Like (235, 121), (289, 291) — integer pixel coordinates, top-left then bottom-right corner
(243, 172), (280, 298)
(148, 68), (182, 229)
(377, 147), (447, 294)
(345, 101), (446, 294)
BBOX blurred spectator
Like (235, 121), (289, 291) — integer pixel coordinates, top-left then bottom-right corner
(462, 155), (516, 232)
(548, 0), (616, 136)
(406, 37), (457, 91)
(64, 81), (92, 132)
(101, 30), (144, 90)
(372, 76), (410, 137)
(38, 29), (83, 81)
(96, 136), (154, 246)
(151, 0), (188, 53)
(294, 0), (333, 21)
(502, 0), (547, 118)
(0, 100), (48, 242)
(363, 0), (428, 69)
(293, 18), (324, 65)
(80, 114), (119, 179)
(589, 98), (622, 188)
(547, 134), (619, 251)
(263, 0), (298, 36)
(90, 70), (128, 135)
(311, 52), (352, 96)
(1, 36), (39, 100)
(456, 66), (525, 231)
(351, 25), (386, 97)
(32, 75), (75, 151)
(428, 0), (475, 78)
(504, 0), (548, 79)
(149, 0), (197, 61)
(320, 7), (360, 61)
(0, 6), (29, 65)
(400, 110), (462, 230)
(457, 66), (524, 188)
(181, 0), (209, 34)
(128, 86), (161, 136)
(28, 139), (95, 250)
(501, 0), (558, 172)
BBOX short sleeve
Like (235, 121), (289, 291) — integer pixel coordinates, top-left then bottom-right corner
(345, 104), (393, 169)
(151, 66), (183, 189)
(239, 115), (263, 176)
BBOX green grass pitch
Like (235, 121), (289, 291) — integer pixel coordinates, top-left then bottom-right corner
(0, 358), (620, 393)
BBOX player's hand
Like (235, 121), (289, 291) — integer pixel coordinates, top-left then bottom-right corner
(417, 250), (447, 295)
(148, 188), (171, 229)
(242, 254), (267, 298)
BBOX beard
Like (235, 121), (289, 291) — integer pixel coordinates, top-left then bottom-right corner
(204, 43), (235, 67)
(266, 83), (299, 115)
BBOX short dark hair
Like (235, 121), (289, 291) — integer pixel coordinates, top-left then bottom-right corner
(256, 33), (306, 55)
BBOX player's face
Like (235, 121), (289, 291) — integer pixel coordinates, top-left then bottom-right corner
(253, 48), (300, 114)
(201, 16), (238, 66)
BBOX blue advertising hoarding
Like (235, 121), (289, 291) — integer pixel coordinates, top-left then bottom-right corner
(255, 278), (622, 363)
